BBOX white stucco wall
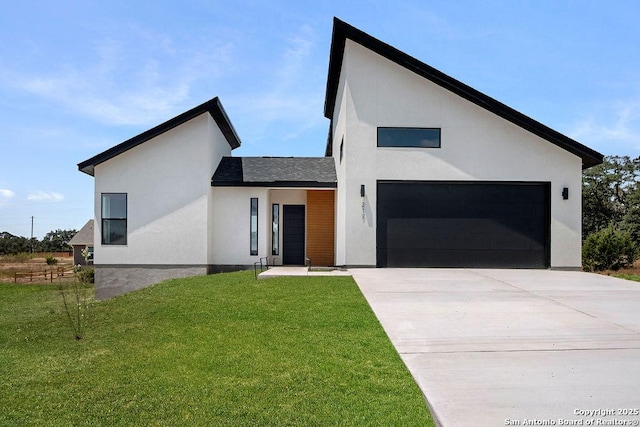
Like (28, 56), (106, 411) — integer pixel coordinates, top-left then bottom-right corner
(210, 187), (269, 266)
(207, 123), (233, 265)
(210, 188), (308, 266)
(332, 66), (349, 266)
(94, 112), (232, 266)
(332, 40), (583, 268)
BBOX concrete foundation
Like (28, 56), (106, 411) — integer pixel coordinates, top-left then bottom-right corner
(94, 265), (209, 299)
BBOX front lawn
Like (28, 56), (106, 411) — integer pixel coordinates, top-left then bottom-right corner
(0, 271), (433, 426)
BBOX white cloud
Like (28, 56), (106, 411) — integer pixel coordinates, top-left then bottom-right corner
(27, 191), (64, 202)
(14, 25), (234, 127)
(0, 189), (15, 198)
(570, 100), (640, 155)
(0, 188), (16, 207)
(280, 25), (315, 79)
(20, 65), (190, 128)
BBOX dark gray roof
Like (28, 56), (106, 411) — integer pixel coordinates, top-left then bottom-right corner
(212, 157), (337, 188)
(78, 97), (241, 176)
(69, 220), (94, 246)
(324, 18), (603, 169)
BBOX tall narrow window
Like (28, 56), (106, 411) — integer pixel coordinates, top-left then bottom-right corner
(101, 193), (127, 245)
(339, 138), (344, 163)
(272, 204), (279, 255)
(250, 198), (258, 256)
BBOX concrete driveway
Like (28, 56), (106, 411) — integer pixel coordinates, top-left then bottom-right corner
(351, 269), (640, 427)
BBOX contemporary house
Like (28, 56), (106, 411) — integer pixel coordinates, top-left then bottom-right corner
(78, 18), (603, 299)
(68, 219), (94, 266)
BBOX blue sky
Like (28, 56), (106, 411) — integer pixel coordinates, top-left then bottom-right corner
(1, 1), (639, 239)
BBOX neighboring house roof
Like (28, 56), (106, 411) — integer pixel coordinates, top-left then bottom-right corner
(78, 97), (241, 176)
(323, 18), (604, 169)
(212, 157), (337, 188)
(68, 220), (94, 246)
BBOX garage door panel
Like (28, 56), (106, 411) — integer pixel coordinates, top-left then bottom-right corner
(385, 248), (547, 268)
(386, 218), (544, 251)
(377, 182), (550, 268)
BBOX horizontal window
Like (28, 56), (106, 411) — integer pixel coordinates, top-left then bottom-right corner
(102, 193), (127, 245)
(377, 127), (441, 148)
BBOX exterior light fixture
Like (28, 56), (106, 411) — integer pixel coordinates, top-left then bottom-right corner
(562, 187), (569, 200)
(360, 184), (366, 197)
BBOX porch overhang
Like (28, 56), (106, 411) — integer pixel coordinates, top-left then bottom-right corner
(211, 156), (337, 188)
(212, 181), (337, 188)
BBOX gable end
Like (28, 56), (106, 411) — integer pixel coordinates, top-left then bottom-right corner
(323, 18), (603, 169)
(78, 97), (241, 176)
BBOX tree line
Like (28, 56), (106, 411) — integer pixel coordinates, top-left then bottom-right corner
(582, 155), (640, 270)
(0, 229), (78, 255)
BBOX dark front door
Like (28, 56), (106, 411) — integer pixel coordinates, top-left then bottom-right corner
(283, 205), (305, 265)
(376, 181), (550, 268)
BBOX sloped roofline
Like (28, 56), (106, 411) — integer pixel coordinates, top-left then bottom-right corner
(68, 219), (94, 246)
(78, 97), (241, 176)
(323, 18), (603, 169)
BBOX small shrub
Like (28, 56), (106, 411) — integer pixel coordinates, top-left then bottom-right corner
(46, 256), (58, 265)
(583, 226), (639, 271)
(73, 265), (94, 284)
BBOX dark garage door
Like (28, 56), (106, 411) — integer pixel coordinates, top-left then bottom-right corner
(376, 181), (550, 268)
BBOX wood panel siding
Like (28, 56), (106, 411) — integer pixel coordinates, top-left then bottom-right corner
(306, 190), (335, 266)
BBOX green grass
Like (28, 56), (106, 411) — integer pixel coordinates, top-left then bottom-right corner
(0, 271), (433, 426)
(614, 273), (640, 282)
